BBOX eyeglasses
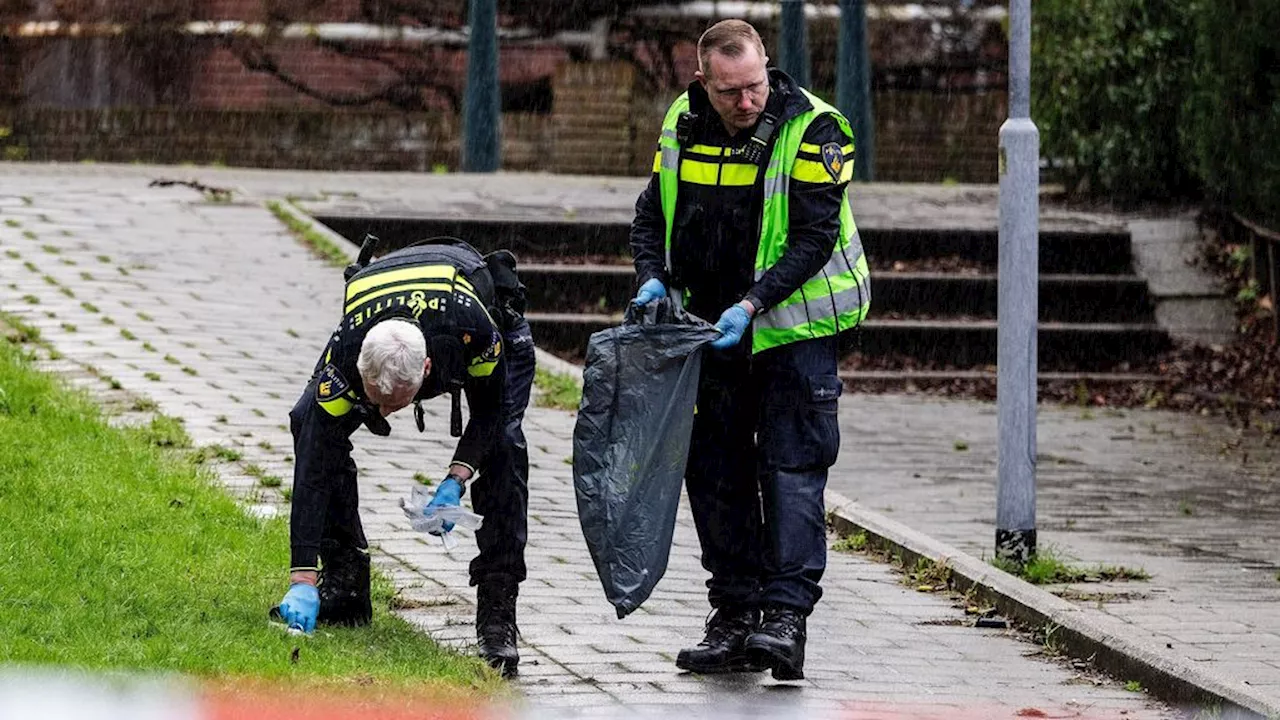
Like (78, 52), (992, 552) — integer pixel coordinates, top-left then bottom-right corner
(712, 77), (768, 102)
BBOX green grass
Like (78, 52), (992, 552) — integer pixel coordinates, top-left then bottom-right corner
(266, 201), (350, 268)
(991, 545), (1151, 585)
(831, 530), (868, 553)
(190, 445), (242, 464)
(0, 337), (499, 690)
(534, 368), (582, 411)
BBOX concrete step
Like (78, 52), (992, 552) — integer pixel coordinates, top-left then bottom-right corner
(840, 369), (1170, 393)
(518, 264), (1158, 324)
(524, 313), (1172, 372)
(315, 215), (1137, 276)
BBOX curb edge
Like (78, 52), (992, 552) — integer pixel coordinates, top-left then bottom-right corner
(823, 488), (1277, 719)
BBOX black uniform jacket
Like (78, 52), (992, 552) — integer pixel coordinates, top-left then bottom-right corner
(630, 68), (853, 322)
(308, 242), (505, 473)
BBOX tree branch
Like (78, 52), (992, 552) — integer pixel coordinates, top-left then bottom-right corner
(221, 35), (428, 111)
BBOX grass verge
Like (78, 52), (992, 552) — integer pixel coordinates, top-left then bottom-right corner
(0, 336), (501, 694)
(266, 200), (350, 268)
(534, 368), (582, 411)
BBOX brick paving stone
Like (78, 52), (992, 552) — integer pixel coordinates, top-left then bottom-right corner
(0, 165), (1184, 718)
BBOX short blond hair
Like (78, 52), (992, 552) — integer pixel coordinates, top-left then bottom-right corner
(697, 19), (767, 75)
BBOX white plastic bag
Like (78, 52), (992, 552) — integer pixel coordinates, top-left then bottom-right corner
(399, 484), (484, 550)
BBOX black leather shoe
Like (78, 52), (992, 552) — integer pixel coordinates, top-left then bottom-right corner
(476, 581), (520, 678)
(744, 606), (807, 680)
(316, 549), (372, 627)
(675, 606), (765, 674)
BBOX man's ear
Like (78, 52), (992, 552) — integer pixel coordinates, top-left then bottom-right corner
(423, 356), (432, 377)
(694, 69), (706, 86)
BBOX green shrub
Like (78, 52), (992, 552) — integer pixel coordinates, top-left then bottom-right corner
(1032, 0), (1198, 200)
(1181, 0), (1280, 225)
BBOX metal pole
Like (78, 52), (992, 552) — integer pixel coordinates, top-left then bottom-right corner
(462, 0), (500, 172)
(777, 0), (810, 88)
(836, 0), (874, 181)
(996, 0), (1039, 565)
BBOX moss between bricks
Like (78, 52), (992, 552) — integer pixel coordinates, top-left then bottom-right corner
(266, 201), (349, 268)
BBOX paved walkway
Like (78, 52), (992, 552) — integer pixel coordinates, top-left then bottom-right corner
(0, 166), (1187, 717)
(830, 395), (1280, 704)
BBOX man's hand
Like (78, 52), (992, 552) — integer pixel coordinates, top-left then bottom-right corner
(632, 278), (667, 306)
(278, 583), (320, 633)
(710, 302), (754, 349)
(425, 475), (465, 534)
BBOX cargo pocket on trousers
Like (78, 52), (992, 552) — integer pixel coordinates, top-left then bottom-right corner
(762, 374), (842, 471)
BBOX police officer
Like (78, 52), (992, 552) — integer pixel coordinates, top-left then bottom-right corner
(274, 238), (535, 678)
(629, 19), (871, 680)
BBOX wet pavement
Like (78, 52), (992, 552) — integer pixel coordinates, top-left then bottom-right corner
(830, 394), (1280, 701)
(0, 163), (1260, 717)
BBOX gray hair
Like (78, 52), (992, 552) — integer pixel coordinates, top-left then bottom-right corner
(357, 319), (427, 396)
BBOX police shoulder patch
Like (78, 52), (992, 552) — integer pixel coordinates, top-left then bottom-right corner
(316, 363), (351, 401)
(820, 142), (845, 181)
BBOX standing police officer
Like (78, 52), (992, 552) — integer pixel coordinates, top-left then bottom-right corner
(274, 238), (534, 678)
(629, 19), (871, 680)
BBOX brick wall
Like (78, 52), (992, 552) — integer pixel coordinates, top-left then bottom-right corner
(873, 91), (1005, 183)
(550, 62), (637, 175)
(0, 106), (547, 171)
(627, 89), (1005, 183)
(0, 89), (1002, 181)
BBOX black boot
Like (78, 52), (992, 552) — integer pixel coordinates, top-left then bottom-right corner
(675, 606), (764, 674)
(744, 605), (807, 680)
(316, 548), (372, 627)
(476, 580), (520, 678)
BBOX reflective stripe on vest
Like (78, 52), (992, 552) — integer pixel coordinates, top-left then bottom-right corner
(656, 90), (871, 354)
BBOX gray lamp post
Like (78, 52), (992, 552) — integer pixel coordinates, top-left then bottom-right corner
(996, 0), (1040, 564)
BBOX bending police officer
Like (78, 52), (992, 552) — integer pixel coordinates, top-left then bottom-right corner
(630, 19), (871, 680)
(275, 238), (534, 678)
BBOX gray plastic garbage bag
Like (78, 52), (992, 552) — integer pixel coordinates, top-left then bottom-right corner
(573, 298), (720, 618)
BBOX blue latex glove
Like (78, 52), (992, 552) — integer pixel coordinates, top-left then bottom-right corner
(710, 304), (752, 349)
(278, 583), (320, 634)
(632, 278), (667, 306)
(425, 475), (464, 534)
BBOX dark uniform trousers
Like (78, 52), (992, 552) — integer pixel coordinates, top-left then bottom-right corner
(288, 319), (537, 588)
(685, 332), (841, 615)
